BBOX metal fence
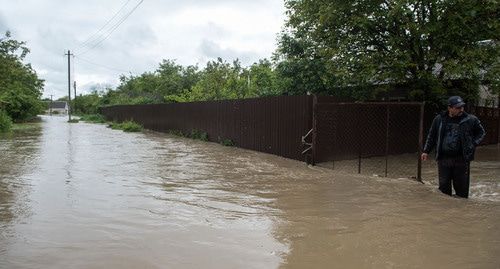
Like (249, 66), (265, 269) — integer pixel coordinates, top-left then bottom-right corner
(101, 95), (313, 161)
(468, 106), (500, 145)
(100, 95), (498, 180)
(312, 103), (425, 179)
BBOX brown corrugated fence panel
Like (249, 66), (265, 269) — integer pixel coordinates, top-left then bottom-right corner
(469, 106), (499, 145)
(101, 95), (313, 161)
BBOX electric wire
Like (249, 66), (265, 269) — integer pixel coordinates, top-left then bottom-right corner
(77, 0), (133, 52)
(76, 0), (144, 56)
(61, 1), (143, 98)
(75, 0), (138, 54)
(75, 55), (132, 74)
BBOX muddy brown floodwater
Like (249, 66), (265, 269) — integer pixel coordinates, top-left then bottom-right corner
(1, 116), (499, 269)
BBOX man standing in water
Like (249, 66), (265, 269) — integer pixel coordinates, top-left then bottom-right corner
(421, 96), (485, 198)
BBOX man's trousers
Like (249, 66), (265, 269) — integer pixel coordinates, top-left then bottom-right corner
(437, 158), (470, 198)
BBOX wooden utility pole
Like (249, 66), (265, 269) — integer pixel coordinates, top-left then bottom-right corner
(65, 50), (73, 121)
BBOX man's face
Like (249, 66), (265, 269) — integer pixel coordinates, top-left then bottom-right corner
(448, 106), (464, 117)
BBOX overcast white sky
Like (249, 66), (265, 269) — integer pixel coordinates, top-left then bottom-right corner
(0, 0), (286, 99)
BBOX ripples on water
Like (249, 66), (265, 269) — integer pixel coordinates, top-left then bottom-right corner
(0, 116), (499, 269)
(420, 144), (500, 202)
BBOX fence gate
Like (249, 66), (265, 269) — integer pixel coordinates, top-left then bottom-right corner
(310, 102), (425, 180)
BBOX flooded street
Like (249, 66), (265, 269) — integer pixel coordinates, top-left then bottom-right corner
(1, 116), (499, 269)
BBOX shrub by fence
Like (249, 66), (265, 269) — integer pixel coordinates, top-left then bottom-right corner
(101, 95), (313, 160)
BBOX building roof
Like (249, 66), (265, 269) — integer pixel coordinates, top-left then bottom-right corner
(49, 101), (68, 109)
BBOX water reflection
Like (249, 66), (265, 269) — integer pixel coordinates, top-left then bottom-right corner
(0, 123), (42, 254)
(0, 116), (499, 269)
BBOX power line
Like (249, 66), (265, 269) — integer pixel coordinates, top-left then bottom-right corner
(76, 0), (144, 56)
(76, 0), (141, 54)
(74, 55), (132, 74)
(77, 0), (133, 51)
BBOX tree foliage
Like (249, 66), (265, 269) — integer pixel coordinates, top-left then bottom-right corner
(77, 58), (282, 111)
(0, 31), (44, 121)
(276, 0), (500, 103)
(73, 91), (102, 115)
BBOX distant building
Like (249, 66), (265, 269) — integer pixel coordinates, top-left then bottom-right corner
(47, 101), (69, 115)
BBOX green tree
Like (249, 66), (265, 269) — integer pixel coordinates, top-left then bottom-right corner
(273, 33), (335, 96)
(188, 58), (280, 101)
(162, 61), (200, 102)
(247, 59), (280, 97)
(112, 60), (201, 104)
(0, 31), (44, 121)
(73, 91), (102, 115)
(189, 58), (237, 101)
(98, 58), (281, 106)
(277, 0), (499, 103)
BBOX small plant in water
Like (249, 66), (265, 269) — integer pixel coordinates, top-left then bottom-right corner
(190, 129), (208, 141)
(168, 129), (210, 141)
(109, 120), (143, 132)
(80, 114), (106, 123)
(121, 121), (143, 132)
(68, 119), (79, 123)
(219, 137), (234, 146)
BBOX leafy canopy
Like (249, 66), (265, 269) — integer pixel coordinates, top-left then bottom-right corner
(276, 0), (499, 102)
(0, 31), (44, 121)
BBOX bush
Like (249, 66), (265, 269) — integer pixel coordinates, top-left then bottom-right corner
(68, 119), (79, 123)
(219, 137), (234, 146)
(121, 121), (143, 132)
(189, 129), (208, 141)
(80, 114), (106, 123)
(109, 120), (143, 132)
(0, 110), (13, 133)
(168, 129), (209, 141)
(2, 89), (44, 122)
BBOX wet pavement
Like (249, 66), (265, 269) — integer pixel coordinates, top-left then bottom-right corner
(1, 116), (499, 268)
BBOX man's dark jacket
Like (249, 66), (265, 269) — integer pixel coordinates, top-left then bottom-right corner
(423, 111), (485, 161)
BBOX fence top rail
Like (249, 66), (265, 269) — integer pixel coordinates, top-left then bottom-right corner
(317, 102), (424, 106)
(100, 95), (312, 110)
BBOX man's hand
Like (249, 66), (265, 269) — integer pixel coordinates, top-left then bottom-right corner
(421, 153), (428, 161)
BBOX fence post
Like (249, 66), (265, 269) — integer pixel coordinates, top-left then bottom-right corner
(385, 105), (390, 177)
(497, 107), (500, 144)
(311, 94), (318, 165)
(357, 105), (362, 174)
(417, 102), (425, 181)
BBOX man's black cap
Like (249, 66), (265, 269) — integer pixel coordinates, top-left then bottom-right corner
(448, 96), (466, 108)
